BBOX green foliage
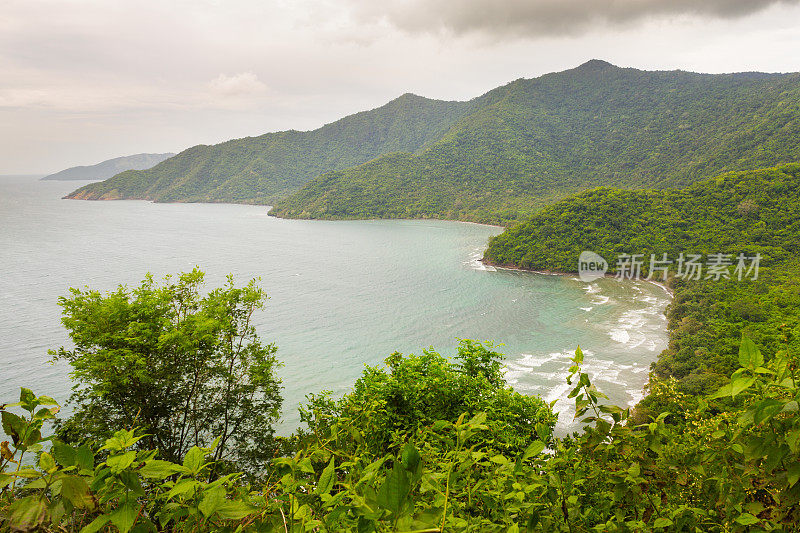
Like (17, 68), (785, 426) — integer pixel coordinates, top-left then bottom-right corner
(271, 62), (800, 224)
(1, 391), (257, 532)
(484, 163), (800, 396)
(296, 340), (556, 458)
(5, 336), (800, 531)
(51, 269), (283, 476)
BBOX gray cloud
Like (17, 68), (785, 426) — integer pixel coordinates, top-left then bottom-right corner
(2, 0), (800, 173)
(347, 0), (800, 38)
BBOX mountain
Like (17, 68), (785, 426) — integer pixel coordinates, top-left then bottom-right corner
(271, 61), (800, 224)
(42, 153), (175, 181)
(68, 61), (800, 223)
(483, 162), (800, 395)
(65, 94), (485, 203)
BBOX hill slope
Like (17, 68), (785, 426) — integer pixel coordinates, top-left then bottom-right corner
(272, 61), (800, 223)
(66, 94), (482, 203)
(42, 153), (174, 181)
(483, 162), (800, 395)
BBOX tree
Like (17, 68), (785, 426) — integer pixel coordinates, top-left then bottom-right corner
(51, 269), (282, 476)
(298, 340), (555, 458)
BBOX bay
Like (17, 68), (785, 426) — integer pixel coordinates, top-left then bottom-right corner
(0, 175), (669, 432)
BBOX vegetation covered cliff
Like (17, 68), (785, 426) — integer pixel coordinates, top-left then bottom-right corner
(69, 61), (800, 223)
(65, 94), (483, 204)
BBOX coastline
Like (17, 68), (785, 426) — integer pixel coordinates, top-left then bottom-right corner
(480, 258), (675, 297)
(63, 193), (511, 229)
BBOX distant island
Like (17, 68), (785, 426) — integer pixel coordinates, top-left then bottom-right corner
(65, 60), (800, 224)
(42, 152), (175, 181)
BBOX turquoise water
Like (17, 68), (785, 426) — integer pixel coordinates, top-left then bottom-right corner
(0, 175), (669, 432)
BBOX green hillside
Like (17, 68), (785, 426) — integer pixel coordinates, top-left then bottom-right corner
(66, 94), (482, 204)
(272, 61), (800, 224)
(484, 162), (800, 397)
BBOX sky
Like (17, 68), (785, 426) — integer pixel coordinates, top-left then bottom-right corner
(2, 0), (800, 174)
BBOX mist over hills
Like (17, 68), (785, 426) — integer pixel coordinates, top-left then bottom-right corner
(42, 153), (175, 181)
(68, 61), (800, 223)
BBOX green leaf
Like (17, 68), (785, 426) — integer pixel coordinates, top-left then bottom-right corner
(788, 462), (800, 487)
(730, 376), (756, 397)
(33, 407), (58, 421)
(787, 429), (800, 454)
(167, 479), (199, 499)
(35, 395), (59, 406)
(574, 346), (584, 365)
(400, 443), (421, 473)
(738, 336), (763, 370)
(19, 388), (37, 411)
(101, 429), (142, 452)
(39, 451), (56, 471)
(377, 462), (410, 515)
(139, 459), (181, 479)
(627, 462), (641, 478)
(314, 457), (336, 496)
(215, 500), (257, 521)
(182, 446), (205, 475)
(735, 513), (760, 526)
(754, 399), (784, 425)
(51, 440), (77, 468)
(653, 517), (673, 528)
(9, 468), (42, 479)
(75, 444), (95, 471)
(9, 496), (47, 531)
(198, 485), (226, 518)
(709, 376), (755, 399)
(80, 515), (110, 533)
(61, 475), (95, 509)
(106, 451), (137, 473)
(515, 440), (545, 473)
(297, 457), (315, 474)
(119, 470), (146, 497)
(467, 411), (487, 428)
(110, 501), (140, 533)
(2, 410), (25, 443)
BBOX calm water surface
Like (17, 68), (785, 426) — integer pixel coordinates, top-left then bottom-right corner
(0, 175), (669, 432)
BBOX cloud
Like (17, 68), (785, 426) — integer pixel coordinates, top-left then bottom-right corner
(346, 0), (800, 38)
(208, 72), (269, 97)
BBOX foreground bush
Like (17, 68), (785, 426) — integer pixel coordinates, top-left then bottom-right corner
(3, 335), (799, 531)
(51, 269), (283, 478)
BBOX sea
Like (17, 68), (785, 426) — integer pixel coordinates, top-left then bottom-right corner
(0, 175), (670, 433)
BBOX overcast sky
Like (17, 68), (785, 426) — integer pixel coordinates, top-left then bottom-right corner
(3, 0), (800, 174)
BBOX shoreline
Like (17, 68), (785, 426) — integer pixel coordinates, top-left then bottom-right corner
(485, 256), (673, 433)
(480, 258), (675, 297)
(62, 194), (510, 229)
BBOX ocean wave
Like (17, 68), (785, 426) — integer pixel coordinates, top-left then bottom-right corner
(507, 352), (649, 432)
(464, 249), (496, 271)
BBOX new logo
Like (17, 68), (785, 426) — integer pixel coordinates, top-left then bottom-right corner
(578, 251), (608, 282)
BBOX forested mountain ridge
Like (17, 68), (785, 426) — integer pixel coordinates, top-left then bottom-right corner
(271, 60), (800, 223)
(484, 162), (800, 398)
(68, 60), (800, 223)
(65, 93), (483, 203)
